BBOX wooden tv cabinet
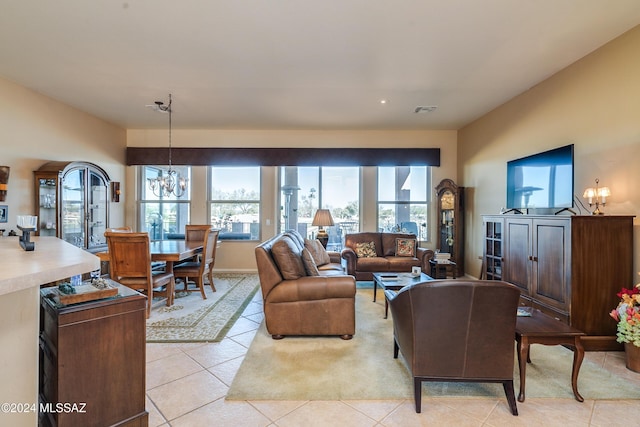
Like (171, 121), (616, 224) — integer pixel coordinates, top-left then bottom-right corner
(482, 214), (634, 351)
(39, 284), (148, 427)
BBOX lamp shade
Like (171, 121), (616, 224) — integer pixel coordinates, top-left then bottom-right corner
(582, 188), (596, 199)
(312, 209), (335, 227)
(598, 187), (611, 198)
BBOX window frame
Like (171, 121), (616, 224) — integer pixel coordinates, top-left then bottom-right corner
(376, 166), (431, 243)
(137, 165), (192, 240)
(279, 166), (360, 250)
(208, 166), (262, 241)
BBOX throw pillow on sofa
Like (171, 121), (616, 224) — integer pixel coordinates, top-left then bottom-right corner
(355, 241), (377, 258)
(304, 238), (331, 266)
(396, 238), (416, 257)
(301, 248), (320, 276)
(272, 237), (307, 279)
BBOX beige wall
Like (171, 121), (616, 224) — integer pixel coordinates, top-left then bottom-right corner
(0, 76), (127, 231)
(458, 25), (640, 280)
(127, 129), (458, 271)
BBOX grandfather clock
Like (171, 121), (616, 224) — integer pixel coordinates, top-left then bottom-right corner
(435, 179), (464, 276)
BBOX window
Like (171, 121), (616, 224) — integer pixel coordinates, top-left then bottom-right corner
(210, 166), (261, 241)
(280, 166), (359, 250)
(138, 165), (191, 240)
(377, 166), (430, 242)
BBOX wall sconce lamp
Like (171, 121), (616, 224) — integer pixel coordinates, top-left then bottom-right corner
(111, 181), (121, 202)
(0, 166), (9, 202)
(312, 209), (334, 248)
(582, 178), (611, 215)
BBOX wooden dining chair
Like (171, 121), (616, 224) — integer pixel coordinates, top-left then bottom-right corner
(177, 224), (213, 265)
(185, 224), (212, 243)
(104, 231), (175, 318)
(173, 228), (219, 299)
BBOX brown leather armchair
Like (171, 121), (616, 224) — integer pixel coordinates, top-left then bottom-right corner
(385, 279), (520, 415)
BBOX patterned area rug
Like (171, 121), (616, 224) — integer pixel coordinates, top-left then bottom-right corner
(146, 273), (260, 343)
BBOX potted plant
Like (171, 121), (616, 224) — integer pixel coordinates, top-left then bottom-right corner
(609, 284), (640, 372)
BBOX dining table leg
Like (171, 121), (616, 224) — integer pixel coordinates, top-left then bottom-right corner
(164, 261), (176, 305)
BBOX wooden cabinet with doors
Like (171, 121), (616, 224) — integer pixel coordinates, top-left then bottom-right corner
(35, 161), (111, 253)
(482, 214), (634, 351)
(39, 282), (148, 427)
(435, 179), (464, 275)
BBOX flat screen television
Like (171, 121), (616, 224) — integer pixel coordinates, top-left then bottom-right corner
(506, 144), (574, 211)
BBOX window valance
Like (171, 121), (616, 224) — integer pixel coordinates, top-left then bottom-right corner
(126, 147), (440, 167)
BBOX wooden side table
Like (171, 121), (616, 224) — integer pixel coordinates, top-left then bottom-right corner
(515, 309), (586, 402)
(429, 259), (457, 279)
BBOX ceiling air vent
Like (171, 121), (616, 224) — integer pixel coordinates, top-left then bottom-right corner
(414, 106), (438, 113)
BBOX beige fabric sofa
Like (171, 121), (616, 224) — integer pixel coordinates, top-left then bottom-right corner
(341, 232), (435, 281)
(255, 230), (356, 339)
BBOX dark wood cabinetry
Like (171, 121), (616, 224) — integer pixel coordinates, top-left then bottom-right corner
(482, 214), (634, 351)
(39, 285), (148, 427)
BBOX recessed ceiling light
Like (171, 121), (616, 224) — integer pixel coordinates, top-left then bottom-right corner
(380, 99), (389, 104)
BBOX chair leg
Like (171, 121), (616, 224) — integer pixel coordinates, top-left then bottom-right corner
(208, 266), (216, 292)
(177, 276), (189, 293)
(198, 275), (207, 300)
(169, 277), (176, 306)
(147, 284), (153, 318)
(502, 380), (518, 416)
(414, 377), (422, 413)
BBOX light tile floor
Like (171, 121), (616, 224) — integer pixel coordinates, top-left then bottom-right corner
(146, 291), (640, 426)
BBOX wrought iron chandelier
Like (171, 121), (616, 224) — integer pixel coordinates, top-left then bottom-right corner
(147, 94), (188, 198)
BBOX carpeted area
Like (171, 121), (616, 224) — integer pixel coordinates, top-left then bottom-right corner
(227, 288), (640, 401)
(146, 273), (259, 343)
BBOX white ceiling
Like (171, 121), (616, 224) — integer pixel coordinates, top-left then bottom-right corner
(1, 1), (640, 130)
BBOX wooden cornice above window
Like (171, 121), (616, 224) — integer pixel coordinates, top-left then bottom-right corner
(126, 147), (440, 167)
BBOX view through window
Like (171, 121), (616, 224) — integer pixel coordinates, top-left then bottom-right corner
(280, 166), (359, 251)
(377, 166), (429, 242)
(138, 165), (191, 240)
(210, 166), (261, 241)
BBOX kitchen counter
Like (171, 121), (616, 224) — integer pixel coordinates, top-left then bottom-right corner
(0, 236), (99, 427)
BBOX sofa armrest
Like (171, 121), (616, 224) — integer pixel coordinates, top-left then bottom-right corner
(341, 247), (357, 276)
(327, 250), (341, 264)
(417, 247), (435, 274)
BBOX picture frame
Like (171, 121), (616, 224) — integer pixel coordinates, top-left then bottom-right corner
(0, 205), (7, 223)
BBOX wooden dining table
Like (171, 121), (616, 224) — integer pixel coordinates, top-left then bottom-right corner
(97, 239), (204, 274)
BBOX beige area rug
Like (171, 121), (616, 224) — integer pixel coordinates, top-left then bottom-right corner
(146, 273), (259, 343)
(227, 288), (640, 401)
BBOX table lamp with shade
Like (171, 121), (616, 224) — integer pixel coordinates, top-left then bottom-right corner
(312, 209), (334, 248)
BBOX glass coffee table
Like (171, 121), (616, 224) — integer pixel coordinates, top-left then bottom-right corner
(372, 272), (433, 318)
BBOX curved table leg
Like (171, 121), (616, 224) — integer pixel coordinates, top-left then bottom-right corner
(570, 337), (585, 402)
(517, 336), (529, 402)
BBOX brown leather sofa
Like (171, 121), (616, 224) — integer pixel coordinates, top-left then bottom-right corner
(255, 230), (356, 339)
(341, 232), (434, 281)
(385, 279), (520, 415)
